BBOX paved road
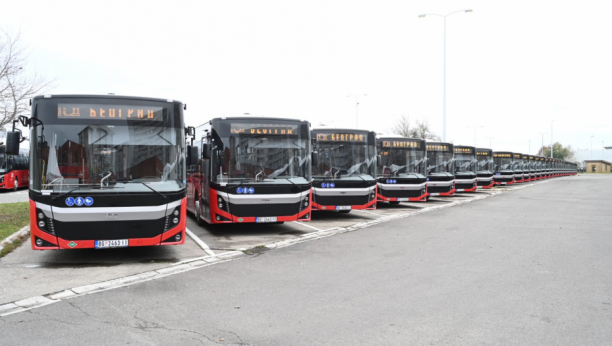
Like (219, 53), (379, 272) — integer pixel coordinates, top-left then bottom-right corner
(2, 174), (611, 345)
(0, 188), (29, 204)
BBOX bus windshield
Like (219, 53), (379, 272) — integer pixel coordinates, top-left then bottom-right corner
(427, 151), (454, 174)
(379, 147), (426, 177)
(454, 153), (477, 174)
(30, 98), (186, 193)
(313, 132), (376, 181)
(477, 154), (494, 172)
(211, 120), (310, 184)
(494, 156), (513, 170)
(512, 158), (523, 170)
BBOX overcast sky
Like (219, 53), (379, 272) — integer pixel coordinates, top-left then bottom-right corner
(3, 0), (611, 155)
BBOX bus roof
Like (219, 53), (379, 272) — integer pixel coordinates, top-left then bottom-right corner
(33, 94), (184, 104)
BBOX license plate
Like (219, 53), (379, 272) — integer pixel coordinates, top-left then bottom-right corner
(256, 217), (277, 223)
(336, 206), (352, 210)
(396, 198), (409, 202)
(496, 173), (501, 176)
(501, 182), (506, 185)
(95, 239), (128, 249)
(457, 189), (464, 192)
(429, 193), (440, 196)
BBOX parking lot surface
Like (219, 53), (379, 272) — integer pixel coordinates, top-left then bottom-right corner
(2, 174), (609, 345)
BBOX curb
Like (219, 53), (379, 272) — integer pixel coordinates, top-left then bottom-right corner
(0, 225), (30, 252)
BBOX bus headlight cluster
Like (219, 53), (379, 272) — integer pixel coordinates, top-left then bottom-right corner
(369, 190), (376, 201)
(164, 207), (181, 232)
(0, 175), (4, 183)
(299, 193), (311, 211)
(217, 197), (229, 212)
(36, 208), (55, 235)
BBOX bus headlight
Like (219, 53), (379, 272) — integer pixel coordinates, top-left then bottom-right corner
(36, 208), (54, 235)
(164, 207), (181, 232)
(36, 238), (43, 246)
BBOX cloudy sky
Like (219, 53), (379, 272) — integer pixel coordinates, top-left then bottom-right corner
(3, 0), (611, 156)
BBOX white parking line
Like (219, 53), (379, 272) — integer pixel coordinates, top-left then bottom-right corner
(351, 209), (384, 216)
(185, 228), (215, 256)
(291, 221), (322, 231)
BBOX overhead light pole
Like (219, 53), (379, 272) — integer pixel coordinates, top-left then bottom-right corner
(538, 132), (546, 155)
(550, 120), (554, 158)
(348, 94), (367, 129)
(418, 9), (472, 142)
(591, 135), (594, 159)
(529, 140), (531, 155)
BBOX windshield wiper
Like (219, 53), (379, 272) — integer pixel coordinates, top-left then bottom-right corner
(141, 182), (168, 199)
(51, 186), (81, 200)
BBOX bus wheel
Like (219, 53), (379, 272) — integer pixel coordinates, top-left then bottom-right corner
(13, 178), (18, 191)
(195, 200), (205, 226)
(389, 201), (400, 205)
(338, 210), (351, 214)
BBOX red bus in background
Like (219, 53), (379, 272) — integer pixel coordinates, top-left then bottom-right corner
(0, 147), (29, 191)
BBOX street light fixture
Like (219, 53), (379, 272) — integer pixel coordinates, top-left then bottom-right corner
(347, 94), (367, 129)
(418, 9), (473, 141)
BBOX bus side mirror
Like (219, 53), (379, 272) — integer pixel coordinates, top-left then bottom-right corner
(5, 131), (21, 155)
(311, 152), (318, 166)
(187, 126), (195, 137)
(202, 143), (211, 160)
(187, 146), (199, 166)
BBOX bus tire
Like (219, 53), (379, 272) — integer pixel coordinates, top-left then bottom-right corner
(195, 200), (206, 226)
(338, 210), (351, 214)
(389, 201), (400, 205)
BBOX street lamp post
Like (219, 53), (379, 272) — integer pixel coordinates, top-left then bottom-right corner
(529, 140), (531, 155)
(591, 135), (594, 159)
(538, 132), (546, 155)
(550, 120), (554, 158)
(348, 94), (367, 129)
(419, 9), (472, 142)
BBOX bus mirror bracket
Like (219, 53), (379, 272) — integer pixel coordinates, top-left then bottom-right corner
(202, 143), (211, 160)
(5, 131), (21, 155)
(187, 146), (199, 166)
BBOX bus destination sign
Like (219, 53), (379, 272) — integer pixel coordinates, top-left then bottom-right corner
(317, 133), (365, 142)
(454, 147), (474, 154)
(382, 140), (421, 148)
(426, 144), (450, 152)
(230, 123), (298, 135)
(494, 153), (512, 158)
(477, 151), (491, 156)
(58, 104), (164, 121)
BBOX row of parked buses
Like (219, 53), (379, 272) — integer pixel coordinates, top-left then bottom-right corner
(1, 95), (577, 251)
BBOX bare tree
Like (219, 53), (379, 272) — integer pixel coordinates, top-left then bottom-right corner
(1, 30), (54, 130)
(392, 115), (412, 137)
(393, 115), (440, 140)
(411, 119), (440, 141)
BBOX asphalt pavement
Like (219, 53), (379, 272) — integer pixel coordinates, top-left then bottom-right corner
(0, 188), (29, 204)
(1, 174), (611, 345)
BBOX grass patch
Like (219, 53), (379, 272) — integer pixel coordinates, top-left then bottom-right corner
(0, 202), (30, 242)
(0, 233), (29, 258)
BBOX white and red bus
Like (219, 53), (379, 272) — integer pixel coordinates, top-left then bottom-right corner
(5, 94), (188, 250)
(0, 147), (29, 191)
(493, 152), (515, 185)
(187, 117), (312, 225)
(426, 142), (456, 197)
(453, 145), (478, 192)
(376, 136), (428, 203)
(476, 148), (495, 189)
(311, 128), (377, 212)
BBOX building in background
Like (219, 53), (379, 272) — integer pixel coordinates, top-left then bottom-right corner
(583, 160), (611, 173)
